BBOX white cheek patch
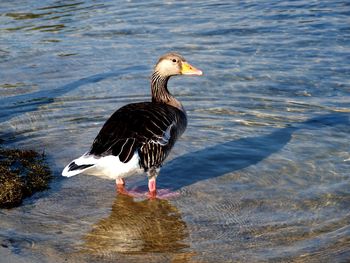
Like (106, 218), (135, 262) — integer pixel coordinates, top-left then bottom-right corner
(156, 60), (179, 76)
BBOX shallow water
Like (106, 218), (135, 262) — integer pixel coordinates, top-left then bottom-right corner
(0, 0), (349, 262)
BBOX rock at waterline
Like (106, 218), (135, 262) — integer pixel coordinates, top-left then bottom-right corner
(0, 147), (52, 208)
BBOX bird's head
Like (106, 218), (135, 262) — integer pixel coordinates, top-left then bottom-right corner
(154, 53), (203, 77)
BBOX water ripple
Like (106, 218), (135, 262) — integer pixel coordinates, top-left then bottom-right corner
(0, 0), (349, 262)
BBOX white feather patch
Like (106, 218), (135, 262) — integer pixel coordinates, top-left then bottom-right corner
(62, 151), (142, 180)
(62, 153), (96, 177)
(151, 122), (174, 146)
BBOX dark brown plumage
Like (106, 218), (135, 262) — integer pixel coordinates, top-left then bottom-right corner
(89, 102), (187, 170)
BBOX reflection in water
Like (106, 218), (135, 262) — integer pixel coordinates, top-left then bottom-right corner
(83, 194), (188, 257)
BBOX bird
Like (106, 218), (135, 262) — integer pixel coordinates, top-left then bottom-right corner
(62, 53), (202, 198)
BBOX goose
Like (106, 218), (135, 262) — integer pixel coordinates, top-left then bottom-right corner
(62, 53), (202, 198)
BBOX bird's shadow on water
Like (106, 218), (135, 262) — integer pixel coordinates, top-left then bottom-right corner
(158, 112), (350, 191)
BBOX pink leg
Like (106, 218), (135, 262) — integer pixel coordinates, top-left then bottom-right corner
(116, 178), (148, 198)
(146, 168), (180, 199)
(115, 172), (179, 199)
(148, 177), (157, 198)
(116, 178), (128, 195)
(116, 178), (125, 186)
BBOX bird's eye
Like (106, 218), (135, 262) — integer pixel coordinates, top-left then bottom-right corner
(172, 59), (177, 63)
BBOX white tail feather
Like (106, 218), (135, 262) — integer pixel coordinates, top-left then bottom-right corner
(62, 151), (141, 180)
(62, 153), (98, 177)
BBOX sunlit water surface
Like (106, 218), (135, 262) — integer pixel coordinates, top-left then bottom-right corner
(0, 1), (349, 262)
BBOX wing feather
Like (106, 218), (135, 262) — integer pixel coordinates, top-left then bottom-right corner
(89, 102), (186, 169)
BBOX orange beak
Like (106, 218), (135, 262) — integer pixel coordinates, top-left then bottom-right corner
(181, 62), (203, 76)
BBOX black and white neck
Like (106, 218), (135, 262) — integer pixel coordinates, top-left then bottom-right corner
(151, 70), (184, 111)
